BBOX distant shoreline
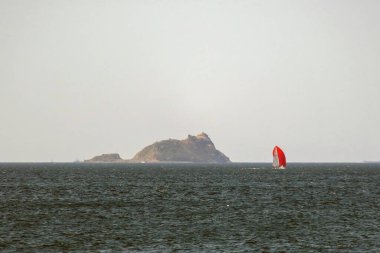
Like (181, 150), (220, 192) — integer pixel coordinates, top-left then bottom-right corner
(0, 161), (377, 165)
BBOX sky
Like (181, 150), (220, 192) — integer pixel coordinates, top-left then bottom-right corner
(0, 0), (379, 162)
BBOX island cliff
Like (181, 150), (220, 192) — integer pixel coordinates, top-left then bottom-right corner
(84, 133), (231, 163)
(130, 133), (230, 163)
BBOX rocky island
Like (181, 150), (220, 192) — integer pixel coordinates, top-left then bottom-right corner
(84, 153), (123, 163)
(85, 133), (231, 163)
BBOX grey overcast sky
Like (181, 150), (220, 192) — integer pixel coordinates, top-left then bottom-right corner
(1, 0), (379, 162)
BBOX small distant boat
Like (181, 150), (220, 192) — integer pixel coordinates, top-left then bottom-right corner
(273, 146), (286, 169)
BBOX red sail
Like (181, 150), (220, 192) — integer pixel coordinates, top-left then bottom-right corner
(273, 146), (286, 168)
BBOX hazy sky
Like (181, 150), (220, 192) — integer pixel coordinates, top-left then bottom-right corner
(1, 0), (379, 162)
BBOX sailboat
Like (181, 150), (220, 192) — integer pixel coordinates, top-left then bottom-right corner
(273, 146), (286, 169)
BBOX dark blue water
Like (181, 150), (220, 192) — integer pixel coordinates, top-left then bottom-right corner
(1, 163), (379, 252)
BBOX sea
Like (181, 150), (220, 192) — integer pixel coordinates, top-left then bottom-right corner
(0, 162), (379, 252)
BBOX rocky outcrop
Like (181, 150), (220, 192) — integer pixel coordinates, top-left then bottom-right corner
(130, 133), (231, 163)
(84, 153), (123, 162)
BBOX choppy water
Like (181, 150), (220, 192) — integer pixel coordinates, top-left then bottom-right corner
(1, 163), (379, 252)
